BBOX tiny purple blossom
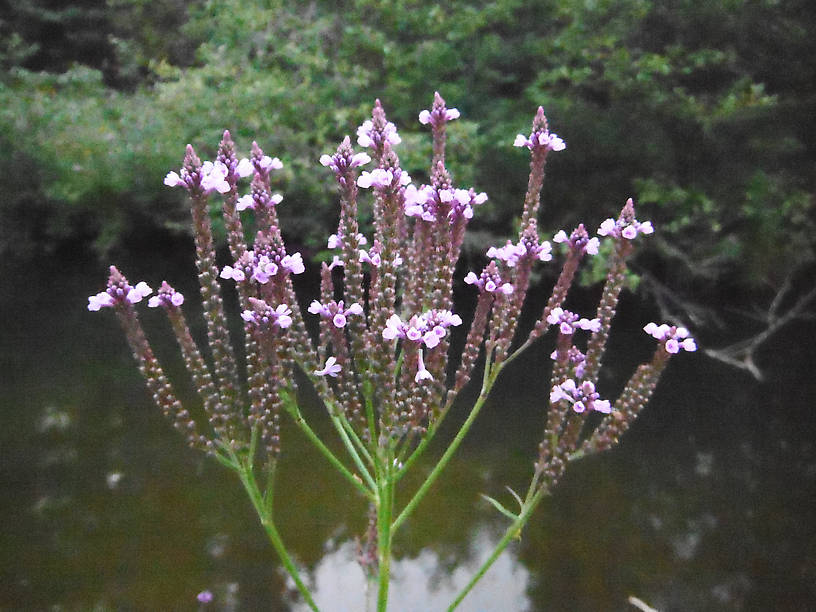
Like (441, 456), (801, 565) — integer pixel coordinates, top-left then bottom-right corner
(308, 300), (364, 328)
(414, 350), (434, 383)
(126, 282), (153, 304)
(357, 119), (401, 148)
(147, 282), (184, 308)
(550, 378), (611, 414)
(164, 171), (184, 187)
(643, 322), (697, 353)
(87, 291), (114, 311)
(197, 590), (214, 604)
(597, 201), (654, 241)
(236, 158), (254, 178)
(315, 356), (342, 377)
(200, 161), (231, 194)
(513, 130), (566, 152)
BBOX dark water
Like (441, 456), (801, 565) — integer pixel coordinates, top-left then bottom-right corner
(2, 246), (815, 611)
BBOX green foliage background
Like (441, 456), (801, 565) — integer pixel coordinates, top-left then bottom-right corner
(1, 0), (814, 304)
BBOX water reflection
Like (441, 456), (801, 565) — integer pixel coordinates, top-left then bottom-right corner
(292, 530), (529, 612)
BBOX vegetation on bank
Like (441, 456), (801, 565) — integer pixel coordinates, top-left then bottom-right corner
(2, 0), (814, 337)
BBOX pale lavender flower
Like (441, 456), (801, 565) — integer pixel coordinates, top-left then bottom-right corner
(315, 356), (342, 377)
(220, 265), (246, 282)
(513, 130), (566, 152)
(464, 262), (514, 295)
(553, 226), (601, 256)
(147, 282), (185, 308)
(308, 300), (364, 328)
(236, 158), (254, 178)
(87, 291), (115, 311)
(597, 200), (654, 240)
(197, 590), (213, 604)
(199, 161), (231, 194)
(643, 322), (697, 353)
(163, 170), (184, 187)
(382, 310), (461, 349)
(241, 300), (293, 330)
(550, 378), (611, 414)
(418, 106), (460, 126)
(546, 307), (601, 334)
(357, 119), (401, 148)
(414, 350), (434, 383)
(357, 168), (411, 190)
(328, 231), (367, 250)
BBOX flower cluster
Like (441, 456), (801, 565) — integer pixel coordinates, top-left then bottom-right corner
(487, 237), (552, 266)
(241, 299), (293, 330)
(550, 379), (611, 414)
(88, 279), (151, 311)
(308, 300), (364, 328)
(418, 105), (461, 127)
(546, 307), (601, 335)
(404, 184), (488, 223)
(513, 129), (566, 152)
(147, 281), (184, 309)
(463, 262), (514, 295)
(644, 322), (697, 354)
(89, 94), (695, 611)
(382, 310), (463, 350)
(553, 226), (600, 256)
(597, 199), (654, 240)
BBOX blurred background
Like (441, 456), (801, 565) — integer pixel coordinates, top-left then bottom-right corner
(1, 0), (815, 609)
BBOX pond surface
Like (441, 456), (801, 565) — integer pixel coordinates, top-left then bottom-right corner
(2, 246), (815, 611)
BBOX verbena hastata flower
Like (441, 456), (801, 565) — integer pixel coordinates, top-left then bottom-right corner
(550, 379), (611, 414)
(90, 92), (694, 612)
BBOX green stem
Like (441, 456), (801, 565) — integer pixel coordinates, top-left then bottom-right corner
(448, 487), (547, 611)
(376, 461), (394, 612)
(285, 401), (375, 501)
(327, 408), (379, 494)
(392, 357), (501, 533)
(236, 462), (320, 612)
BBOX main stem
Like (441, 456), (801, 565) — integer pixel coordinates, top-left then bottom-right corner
(377, 456), (394, 611)
(236, 461), (320, 612)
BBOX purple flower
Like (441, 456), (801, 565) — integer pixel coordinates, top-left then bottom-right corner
(87, 291), (115, 311)
(513, 130), (565, 152)
(550, 378), (611, 414)
(197, 590), (213, 604)
(327, 231), (367, 250)
(382, 310), (462, 349)
(220, 265), (246, 282)
(163, 171), (184, 187)
(597, 200), (654, 241)
(357, 168), (411, 190)
(464, 261), (513, 295)
(259, 155), (283, 171)
(418, 107), (460, 126)
(546, 307), (601, 334)
(235, 158), (254, 178)
(315, 356), (342, 377)
(308, 300), (364, 328)
(357, 119), (401, 148)
(414, 350), (434, 383)
(199, 161), (231, 194)
(88, 268), (152, 311)
(147, 281), (184, 308)
(320, 151), (371, 172)
(553, 225), (600, 256)
(241, 299), (293, 330)
(643, 322), (697, 353)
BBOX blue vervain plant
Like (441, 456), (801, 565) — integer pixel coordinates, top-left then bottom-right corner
(89, 93), (696, 611)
